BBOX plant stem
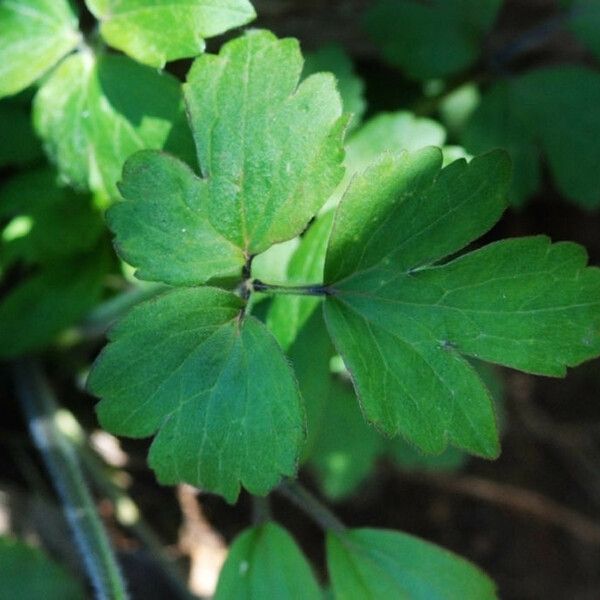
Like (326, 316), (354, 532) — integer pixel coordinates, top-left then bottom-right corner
(251, 495), (272, 525)
(252, 280), (330, 297)
(276, 480), (346, 534)
(13, 359), (129, 600)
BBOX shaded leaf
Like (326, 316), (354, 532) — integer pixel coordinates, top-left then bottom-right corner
(569, 0), (600, 61)
(463, 67), (600, 207)
(308, 378), (384, 500)
(0, 169), (104, 269)
(287, 309), (335, 460)
(364, 0), (501, 79)
(0, 98), (43, 167)
(0, 246), (111, 358)
(215, 523), (321, 600)
(0, 536), (84, 600)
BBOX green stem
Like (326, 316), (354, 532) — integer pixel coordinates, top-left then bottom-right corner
(14, 359), (129, 600)
(252, 280), (330, 297)
(276, 480), (346, 534)
(252, 495), (272, 525)
(78, 442), (195, 599)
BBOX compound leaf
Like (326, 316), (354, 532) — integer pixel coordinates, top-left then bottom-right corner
(0, 537), (84, 600)
(327, 528), (496, 599)
(0, 0), (80, 98)
(34, 51), (194, 202)
(86, 0), (256, 68)
(323, 148), (600, 458)
(87, 287), (304, 502)
(365, 0), (501, 80)
(215, 523), (321, 600)
(184, 30), (346, 255)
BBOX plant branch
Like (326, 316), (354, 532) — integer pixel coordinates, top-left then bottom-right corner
(13, 359), (129, 600)
(276, 480), (346, 534)
(403, 470), (600, 546)
(252, 280), (330, 297)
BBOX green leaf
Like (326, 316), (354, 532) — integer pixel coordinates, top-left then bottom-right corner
(215, 522), (321, 600)
(327, 528), (496, 599)
(87, 287), (304, 502)
(364, 0), (501, 80)
(0, 0), (80, 98)
(322, 110), (447, 216)
(107, 151), (245, 286)
(86, 0), (256, 68)
(568, 0), (600, 61)
(324, 148), (600, 458)
(0, 169), (104, 269)
(308, 378), (384, 500)
(34, 51), (194, 202)
(0, 537), (84, 600)
(0, 97), (43, 167)
(346, 113), (446, 172)
(287, 309), (335, 460)
(266, 211), (335, 350)
(304, 44), (366, 131)
(463, 67), (600, 207)
(0, 247), (111, 358)
(184, 30), (346, 255)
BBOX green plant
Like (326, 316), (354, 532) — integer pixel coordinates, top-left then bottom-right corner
(2, 1), (600, 598)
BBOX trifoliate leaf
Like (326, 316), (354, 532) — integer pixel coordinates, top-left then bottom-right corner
(324, 148), (600, 458)
(0, 97), (43, 167)
(0, 537), (84, 600)
(463, 67), (600, 207)
(215, 523), (321, 600)
(304, 44), (366, 132)
(34, 51), (194, 202)
(327, 528), (496, 599)
(364, 0), (501, 80)
(86, 0), (256, 68)
(87, 287), (304, 502)
(266, 211), (335, 350)
(0, 0), (80, 98)
(568, 0), (600, 61)
(184, 30), (346, 255)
